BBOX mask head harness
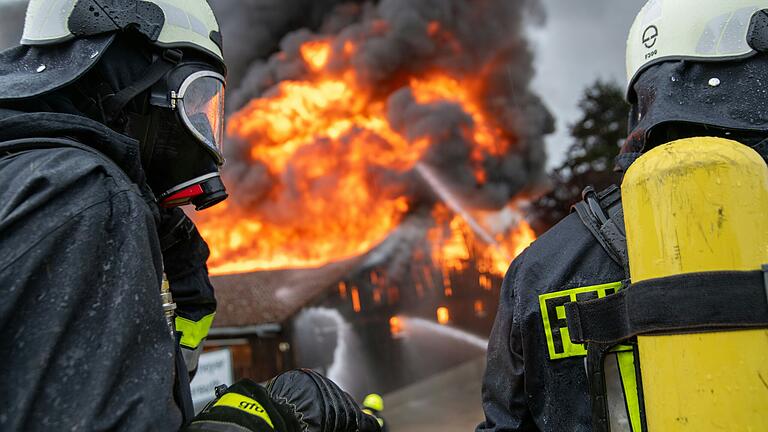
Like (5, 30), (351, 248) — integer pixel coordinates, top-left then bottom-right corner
(7, 0), (230, 210)
(94, 45), (228, 211)
(155, 63), (227, 210)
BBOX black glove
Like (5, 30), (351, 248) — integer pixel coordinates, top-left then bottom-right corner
(267, 369), (381, 432)
(184, 371), (381, 432)
(183, 379), (301, 432)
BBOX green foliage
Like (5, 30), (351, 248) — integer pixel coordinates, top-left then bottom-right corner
(529, 80), (630, 232)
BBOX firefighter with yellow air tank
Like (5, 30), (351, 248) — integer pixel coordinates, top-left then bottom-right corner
(478, 0), (768, 431)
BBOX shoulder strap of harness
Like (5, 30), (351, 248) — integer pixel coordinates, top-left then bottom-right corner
(0, 137), (130, 180)
(572, 185), (630, 278)
(0, 137), (95, 153)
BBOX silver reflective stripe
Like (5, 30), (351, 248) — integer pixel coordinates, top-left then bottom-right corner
(155, 0), (210, 39)
(182, 344), (203, 375)
(21, 0), (77, 44)
(605, 353), (633, 432)
(696, 7), (759, 56)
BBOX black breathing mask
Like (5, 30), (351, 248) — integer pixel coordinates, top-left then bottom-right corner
(84, 40), (228, 211)
(141, 61), (228, 210)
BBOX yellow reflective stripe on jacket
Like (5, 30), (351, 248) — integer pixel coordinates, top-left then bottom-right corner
(617, 351), (643, 432)
(214, 393), (274, 428)
(175, 312), (215, 349)
(539, 282), (626, 360)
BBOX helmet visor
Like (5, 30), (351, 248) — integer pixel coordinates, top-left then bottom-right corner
(177, 71), (226, 164)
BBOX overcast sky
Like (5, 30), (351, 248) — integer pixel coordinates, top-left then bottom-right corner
(531, 0), (646, 168)
(0, 0), (647, 169)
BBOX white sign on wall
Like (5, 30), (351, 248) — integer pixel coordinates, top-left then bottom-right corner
(190, 348), (234, 411)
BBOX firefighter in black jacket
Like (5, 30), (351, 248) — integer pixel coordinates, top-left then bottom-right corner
(477, 0), (768, 431)
(0, 1), (379, 431)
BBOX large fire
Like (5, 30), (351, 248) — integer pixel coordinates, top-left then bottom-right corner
(196, 34), (536, 276)
(428, 205), (537, 277)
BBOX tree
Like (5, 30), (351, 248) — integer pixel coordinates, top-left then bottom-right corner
(529, 80), (630, 232)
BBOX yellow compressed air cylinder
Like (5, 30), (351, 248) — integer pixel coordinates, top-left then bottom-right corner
(622, 137), (768, 431)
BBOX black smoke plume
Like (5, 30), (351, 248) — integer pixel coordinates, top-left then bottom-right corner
(0, 0), (553, 215)
(212, 0), (553, 215)
(0, 1), (26, 51)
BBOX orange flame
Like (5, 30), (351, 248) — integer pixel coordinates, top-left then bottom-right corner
(351, 287), (361, 313)
(437, 306), (451, 325)
(300, 40), (332, 72)
(410, 75), (508, 159)
(428, 204), (536, 277)
(389, 316), (403, 336)
(474, 300), (485, 316)
(196, 32), (533, 276)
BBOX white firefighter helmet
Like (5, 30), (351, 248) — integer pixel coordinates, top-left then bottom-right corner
(0, 0), (224, 102)
(21, 0), (223, 64)
(626, 0), (768, 100)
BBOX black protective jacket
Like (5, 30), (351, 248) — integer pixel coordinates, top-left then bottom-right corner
(0, 108), (216, 431)
(477, 190), (625, 432)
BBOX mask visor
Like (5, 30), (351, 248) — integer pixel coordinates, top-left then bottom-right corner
(176, 71), (226, 164)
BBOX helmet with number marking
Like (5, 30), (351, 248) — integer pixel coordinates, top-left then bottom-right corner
(618, 0), (768, 164)
(626, 0), (768, 101)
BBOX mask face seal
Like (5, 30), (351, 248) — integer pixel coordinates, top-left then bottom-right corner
(159, 172), (228, 210)
(147, 62), (228, 210)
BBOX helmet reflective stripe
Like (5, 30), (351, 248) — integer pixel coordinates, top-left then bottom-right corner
(154, 0), (223, 64)
(21, 0), (78, 43)
(626, 0), (768, 100)
(20, 0), (223, 65)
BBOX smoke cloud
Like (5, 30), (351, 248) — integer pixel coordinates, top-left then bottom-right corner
(0, 0), (554, 222)
(216, 0), (553, 215)
(209, 0), (362, 93)
(0, 1), (26, 51)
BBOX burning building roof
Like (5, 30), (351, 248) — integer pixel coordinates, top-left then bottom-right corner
(210, 257), (363, 327)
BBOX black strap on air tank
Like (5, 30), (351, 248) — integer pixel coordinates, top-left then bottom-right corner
(566, 268), (768, 345)
(572, 185), (630, 278)
(568, 268), (768, 432)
